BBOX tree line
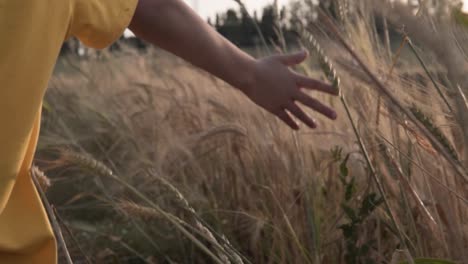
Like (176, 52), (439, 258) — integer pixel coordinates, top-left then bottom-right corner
(60, 2), (468, 57)
(210, 5), (299, 47)
(60, 4), (299, 57)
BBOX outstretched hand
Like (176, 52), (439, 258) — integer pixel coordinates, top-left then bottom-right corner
(130, 0), (337, 130)
(242, 51), (338, 130)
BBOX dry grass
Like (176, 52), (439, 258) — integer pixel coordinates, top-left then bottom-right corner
(36, 3), (468, 263)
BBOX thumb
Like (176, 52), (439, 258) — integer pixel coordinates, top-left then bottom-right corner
(275, 50), (309, 66)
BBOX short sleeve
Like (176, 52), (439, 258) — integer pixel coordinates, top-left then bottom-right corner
(69, 0), (138, 49)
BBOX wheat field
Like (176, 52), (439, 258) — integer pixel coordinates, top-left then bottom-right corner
(36, 2), (468, 264)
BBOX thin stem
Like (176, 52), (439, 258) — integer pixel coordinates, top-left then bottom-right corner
(378, 134), (468, 205)
(317, 10), (467, 182)
(378, 36), (409, 126)
(383, 17), (392, 61)
(31, 168), (74, 264)
(405, 36), (454, 113)
(455, 84), (468, 111)
(105, 173), (226, 264)
(233, 0), (271, 54)
(53, 207), (93, 264)
(340, 95), (409, 250)
(301, 28), (409, 252)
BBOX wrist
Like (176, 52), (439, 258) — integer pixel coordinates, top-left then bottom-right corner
(234, 56), (257, 96)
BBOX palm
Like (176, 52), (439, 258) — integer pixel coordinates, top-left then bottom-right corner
(244, 51), (338, 130)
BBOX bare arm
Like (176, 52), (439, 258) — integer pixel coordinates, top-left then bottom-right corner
(129, 0), (338, 130)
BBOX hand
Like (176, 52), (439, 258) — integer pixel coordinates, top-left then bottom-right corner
(242, 50), (339, 130)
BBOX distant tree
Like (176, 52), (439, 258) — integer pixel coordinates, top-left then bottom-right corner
(253, 11), (259, 23)
(240, 9), (257, 46)
(213, 4), (300, 48)
(225, 9), (240, 25)
(260, 5), (279, 44)
(280, 6), (287, 22)
(217, 9), (243, 45)
(215, 14), (221, 28)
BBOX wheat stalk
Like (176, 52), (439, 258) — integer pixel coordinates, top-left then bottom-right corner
(62, 151), (225, 263)
(119, 201), (161, 221)
(410, 106), (459, 162)
(301, 29), (409, 253)
(404, 35), (454, 113)
(31, 166), (52, 192)
(455, 84), (468, 111)
(146, 169), (245, 264)
(31, 166), (74, 264)
(378, 142), (438, 227)
(62, 150), (244, 264)
(315, 9), (468, 182)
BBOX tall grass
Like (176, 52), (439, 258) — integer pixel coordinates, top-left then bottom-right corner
(38, 1), (467, 263)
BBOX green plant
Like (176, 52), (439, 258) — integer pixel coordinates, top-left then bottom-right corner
(337, 153), (384, 264)
(400, 258), (456, 264)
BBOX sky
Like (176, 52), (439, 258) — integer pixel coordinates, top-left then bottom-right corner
(182, 0), (290, 19)
(125, 0), (468, 36)
(183, 0), (468, 18)
(125, 0), (290, 37)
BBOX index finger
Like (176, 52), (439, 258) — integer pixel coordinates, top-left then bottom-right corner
(294, 74), (339, 96)
(295, 92), (337, 120)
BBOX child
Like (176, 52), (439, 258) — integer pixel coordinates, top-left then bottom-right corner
(0, 0), (337, 263)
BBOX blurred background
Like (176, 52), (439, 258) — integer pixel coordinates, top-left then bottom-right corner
(40, 1), (468, 263)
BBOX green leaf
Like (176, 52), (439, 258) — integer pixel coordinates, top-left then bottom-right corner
(345, 253), (357, 264)
(340, 154), (350, 177)
(345, 177), (356, 201)
(454, 9), (468, 27)
(359, 193), (383, 218)
(42, 100), (53, 113)
(321, 186), (328, 197)
(342, 204), (358, 222)
(331, 146), (343, 162)
(400, 258), (456, 264)
(359, 244), (370, 255)
(339, 223), (354, 238)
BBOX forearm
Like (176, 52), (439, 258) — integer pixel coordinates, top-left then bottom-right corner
(129, 0), (255, 91)
(129, 0), (338, 130)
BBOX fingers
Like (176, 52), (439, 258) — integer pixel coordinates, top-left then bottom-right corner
(287, 103), (317, 129)
(295, 74), (339, 95)
(275, 98), (336, 130)
(295, 92), (337, 120)
(275, 110), (299, 130)
(274, 50), (309, 67)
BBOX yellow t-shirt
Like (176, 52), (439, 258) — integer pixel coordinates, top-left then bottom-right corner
(0, 0), (138, 263)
